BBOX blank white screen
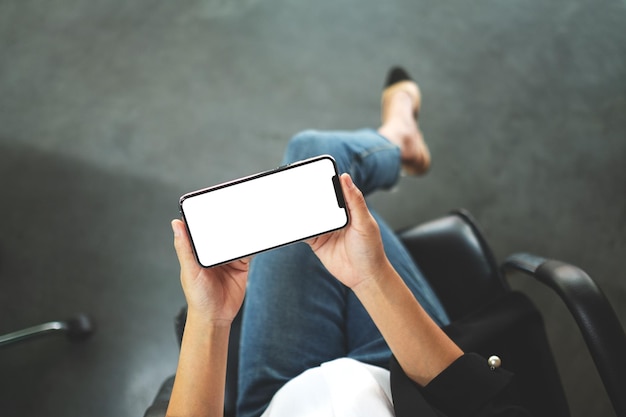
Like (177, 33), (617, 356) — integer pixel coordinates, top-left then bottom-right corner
(180, 156), (348, 267)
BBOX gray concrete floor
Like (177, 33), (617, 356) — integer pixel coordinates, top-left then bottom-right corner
(0, 0), (624, 416)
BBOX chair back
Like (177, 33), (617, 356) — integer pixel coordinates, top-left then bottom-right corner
(398, 209), (509, 321)
(399, 210), (570, 417)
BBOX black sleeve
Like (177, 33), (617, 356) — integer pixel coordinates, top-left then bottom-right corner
(390, 353), (533, 417)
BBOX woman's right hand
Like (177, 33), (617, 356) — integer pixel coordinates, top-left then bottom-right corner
(307, 173), (392, 289)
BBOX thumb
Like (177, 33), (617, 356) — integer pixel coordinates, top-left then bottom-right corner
(171, 219), (199, 268)
(340, 173), (371, 227)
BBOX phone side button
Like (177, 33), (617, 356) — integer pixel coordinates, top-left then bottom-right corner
(332, 175), (346, 208)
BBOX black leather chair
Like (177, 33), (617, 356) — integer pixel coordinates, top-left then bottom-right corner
(144, 209), (626, 417)
(0, 314), (94, 348)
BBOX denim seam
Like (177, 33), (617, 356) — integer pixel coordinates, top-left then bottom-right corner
(348, 143), (401, 184)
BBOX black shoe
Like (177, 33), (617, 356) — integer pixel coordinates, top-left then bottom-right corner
(385, 66), (413, 88)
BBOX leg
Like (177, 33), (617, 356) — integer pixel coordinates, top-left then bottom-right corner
(237, 243), (348, 417)
(238, 129), (401, 417)
(281, 128), (402, 195)
(282, 68), (430, 183)
(238, 69), (442, 417)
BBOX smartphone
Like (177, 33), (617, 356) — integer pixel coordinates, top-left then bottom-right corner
(179, 155), (349, 268)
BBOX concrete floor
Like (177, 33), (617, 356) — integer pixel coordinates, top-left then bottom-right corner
(0, 0), (624, 416)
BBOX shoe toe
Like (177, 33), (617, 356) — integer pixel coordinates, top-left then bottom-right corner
(385, 66), (413, 87)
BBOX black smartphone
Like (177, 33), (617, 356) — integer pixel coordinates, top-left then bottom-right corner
(179, 155), (349, 268)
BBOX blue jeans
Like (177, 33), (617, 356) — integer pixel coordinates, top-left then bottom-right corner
(237, 129), (450, 417)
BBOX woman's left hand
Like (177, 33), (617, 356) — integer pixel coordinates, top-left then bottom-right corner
(171, 219), (250, 324)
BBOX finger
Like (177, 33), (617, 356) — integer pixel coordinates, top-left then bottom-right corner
(231, 256), (252, 269)
(340, 173), (371, 226)
(171, 219), (199, 268)
(305, 234), (330, 251)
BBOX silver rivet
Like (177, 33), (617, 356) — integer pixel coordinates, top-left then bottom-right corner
(488, 355), (501, 370)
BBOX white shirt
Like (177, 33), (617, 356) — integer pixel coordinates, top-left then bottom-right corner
(261, 358), (395, 417)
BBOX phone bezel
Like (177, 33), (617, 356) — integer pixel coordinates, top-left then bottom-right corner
(179, 154), (349, 268)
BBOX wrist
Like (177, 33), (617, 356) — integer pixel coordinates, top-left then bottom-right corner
(185, 308), (234, 330)
(351, 259), (396, 294)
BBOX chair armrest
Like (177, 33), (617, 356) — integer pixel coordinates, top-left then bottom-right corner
(503, 253), (626, 417)
(0, 314), (94, 348)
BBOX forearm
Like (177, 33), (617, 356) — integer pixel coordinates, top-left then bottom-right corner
(166, 311), (231, 417)
(352, 261), (463, 387)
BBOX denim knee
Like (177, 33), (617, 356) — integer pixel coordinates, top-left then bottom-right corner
(282, 128), (401, 192)
(283, 130), (346, 165)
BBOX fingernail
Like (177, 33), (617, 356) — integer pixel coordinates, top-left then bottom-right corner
(343, 173), (354, 189)
(171, 220), (181, 237)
